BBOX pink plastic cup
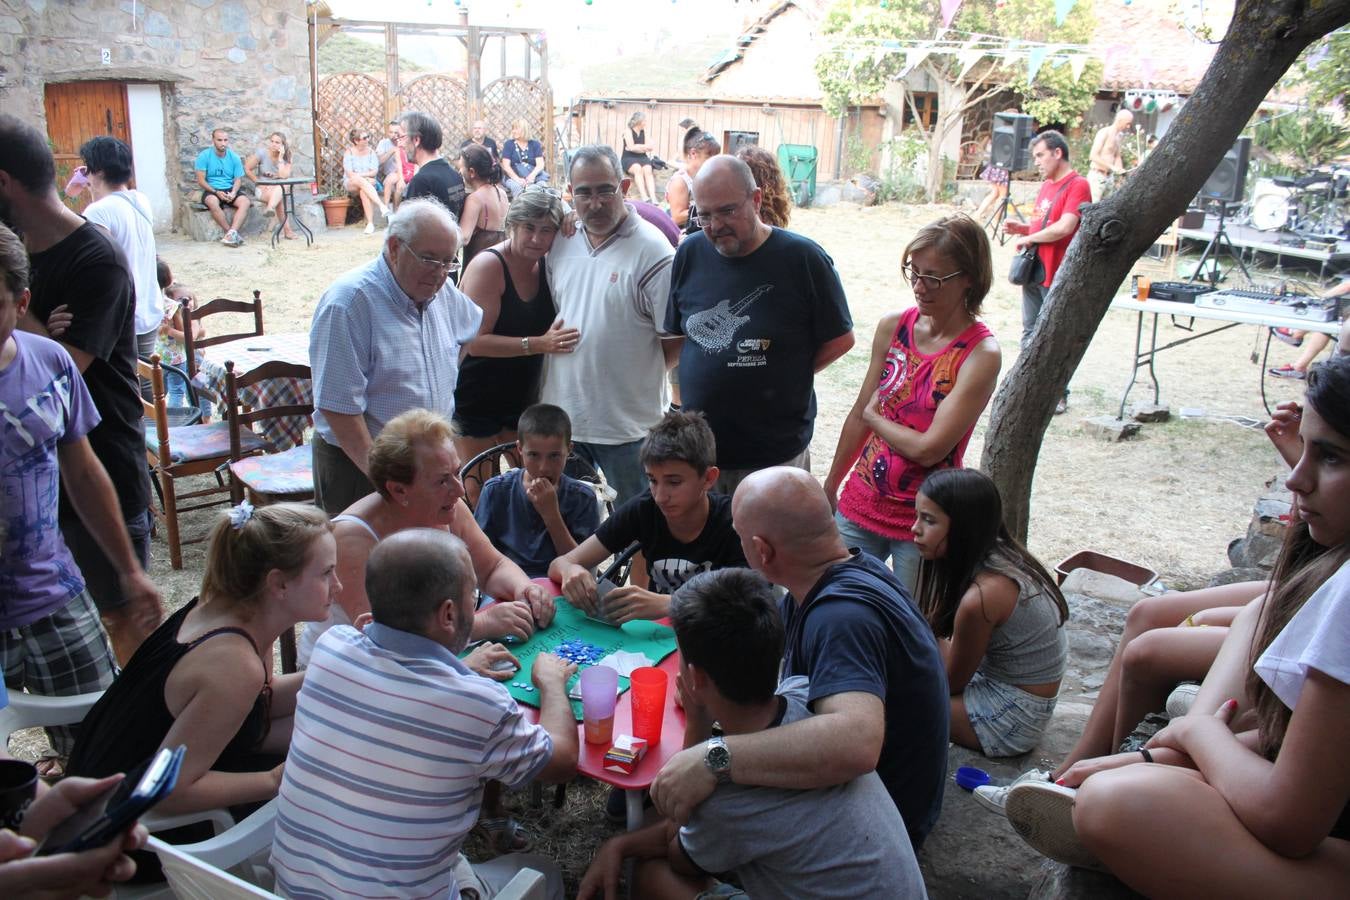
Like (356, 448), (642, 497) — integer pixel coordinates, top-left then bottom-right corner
(580, 666), (619, 745)
(64, 166), (89, 198)
(628, 666), (669, 745)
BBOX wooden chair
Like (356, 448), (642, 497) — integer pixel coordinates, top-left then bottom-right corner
(956, 139), (985, 180)
(182, 290), (265, 380)
(223, 359), (315, 508)
(140, 355), (264, 569)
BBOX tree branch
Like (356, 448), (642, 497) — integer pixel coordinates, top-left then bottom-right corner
(980, 0), (1350, 541)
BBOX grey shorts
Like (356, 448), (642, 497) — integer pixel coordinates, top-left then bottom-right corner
(963, 670), (1058, 758)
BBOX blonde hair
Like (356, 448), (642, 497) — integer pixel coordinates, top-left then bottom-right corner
(368, 409), (459, 500)
(511, 118), (532, 141)
(200, 503), (331, 610)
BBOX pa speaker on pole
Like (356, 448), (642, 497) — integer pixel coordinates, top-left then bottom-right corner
(1198, 136), (1251, 204)
(992, 112), (1034, 171)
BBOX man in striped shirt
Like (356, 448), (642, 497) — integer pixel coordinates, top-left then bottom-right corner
(271, 529), (576, 899)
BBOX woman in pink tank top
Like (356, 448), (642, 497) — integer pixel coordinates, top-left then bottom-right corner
(825, 215), (1002, 593)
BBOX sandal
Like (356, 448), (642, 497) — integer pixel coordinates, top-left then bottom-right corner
(475, 816), (534, 854)
(35, 750), (67, 781)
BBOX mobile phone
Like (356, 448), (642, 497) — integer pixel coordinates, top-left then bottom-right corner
(38, 745), (185, 856)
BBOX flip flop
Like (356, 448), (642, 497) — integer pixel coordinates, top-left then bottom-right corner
(475, 816), (533, 854)
(1271, 327), (1303, 347)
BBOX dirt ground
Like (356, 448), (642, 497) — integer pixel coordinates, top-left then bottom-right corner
(15, 199), (1319, 893)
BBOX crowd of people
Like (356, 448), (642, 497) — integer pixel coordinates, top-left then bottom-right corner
(1, 102), (1348, 900)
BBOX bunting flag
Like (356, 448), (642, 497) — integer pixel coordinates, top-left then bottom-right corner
(1068, 54), (1088, 82)
(940, 0), (963, 29)
(1054, 0), (1077, 26)
(957, 47), (985, 80)
(1026, 45), (1050, 84)
(1102, 42), (1127, 73)
(905, 46), (932, 75)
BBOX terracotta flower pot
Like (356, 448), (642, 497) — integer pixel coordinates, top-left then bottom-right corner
(321, 196), (351, 228)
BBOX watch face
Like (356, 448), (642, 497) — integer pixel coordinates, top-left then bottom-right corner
(707, 745), (731, 770)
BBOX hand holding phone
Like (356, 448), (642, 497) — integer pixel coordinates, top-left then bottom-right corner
(37, 745), (184, 856)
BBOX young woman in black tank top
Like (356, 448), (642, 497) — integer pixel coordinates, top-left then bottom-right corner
(453, 187), (580, 497)
(67, 503), (338, 821)
(621, 110), (657, 203)
(458, 143), (509, 268)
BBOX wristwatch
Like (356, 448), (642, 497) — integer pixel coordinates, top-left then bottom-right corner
(704, 736), (732, 785)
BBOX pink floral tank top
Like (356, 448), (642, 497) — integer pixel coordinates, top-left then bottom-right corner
(838, 306), (993, 538)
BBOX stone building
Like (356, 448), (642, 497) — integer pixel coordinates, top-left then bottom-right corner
(0, 0), (317, 234)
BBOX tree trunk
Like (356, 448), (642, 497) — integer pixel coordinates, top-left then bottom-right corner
(981, 0), (1350, 542)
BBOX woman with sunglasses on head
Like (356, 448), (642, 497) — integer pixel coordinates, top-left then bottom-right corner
(343, 128), (389, 235)
(825, 215), (1002, 593)
(453, 187), (580, 501)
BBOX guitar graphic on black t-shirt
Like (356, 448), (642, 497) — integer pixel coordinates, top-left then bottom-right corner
(686, 284), (773, 351)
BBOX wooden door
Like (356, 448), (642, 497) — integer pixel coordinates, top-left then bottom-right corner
(43, 81), (131, 214)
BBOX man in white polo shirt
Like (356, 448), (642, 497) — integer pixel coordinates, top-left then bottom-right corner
(309, 197), (483, 514)
(542, 145), (679, 505)
(272, 529), (576, 899)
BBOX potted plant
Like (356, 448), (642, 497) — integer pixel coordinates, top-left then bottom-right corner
(320, 192), (352, 228)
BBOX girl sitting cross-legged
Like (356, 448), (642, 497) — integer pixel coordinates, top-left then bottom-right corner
(912, 468), (1068, 758)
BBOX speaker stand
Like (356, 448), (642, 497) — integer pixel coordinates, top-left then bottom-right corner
(1189, 200), (1251, 286)
(987, 191), (1030, 246)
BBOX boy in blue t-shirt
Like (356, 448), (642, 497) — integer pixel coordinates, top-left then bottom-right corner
(474, 404), (601, 579)
(550, 409), (746, 623)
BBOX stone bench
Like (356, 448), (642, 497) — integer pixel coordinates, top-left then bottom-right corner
(185, 200), (266, 243)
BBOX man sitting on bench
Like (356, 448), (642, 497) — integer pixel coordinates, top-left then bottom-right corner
(194, 128), (250, 247)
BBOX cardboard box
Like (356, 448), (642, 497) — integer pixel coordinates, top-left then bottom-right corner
(603, 735), (649, 774)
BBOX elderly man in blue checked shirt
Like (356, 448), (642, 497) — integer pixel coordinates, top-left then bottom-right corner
(309, 196), (483, 515)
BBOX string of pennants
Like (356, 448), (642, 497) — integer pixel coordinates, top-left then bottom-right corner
(838, 31), (1095, 87)
(840, 0), (1204, 88)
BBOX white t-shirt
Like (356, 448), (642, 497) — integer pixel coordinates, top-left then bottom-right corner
(1254, 559), (1350, 709)
(542, 209), (675, 444)
(83, 190), (163, 336)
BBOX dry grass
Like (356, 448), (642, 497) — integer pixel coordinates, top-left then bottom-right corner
(14, 200), (1310, 893)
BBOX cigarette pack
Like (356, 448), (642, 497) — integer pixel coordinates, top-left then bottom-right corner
(603, 735), (649, 774)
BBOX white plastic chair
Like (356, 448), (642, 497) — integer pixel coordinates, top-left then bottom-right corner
(147, 799), (546, 900)
(0, 687), (104, 749)
(3, 687), (235, 836)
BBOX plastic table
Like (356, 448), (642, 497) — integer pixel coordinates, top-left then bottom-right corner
(512, 579), (686, 831)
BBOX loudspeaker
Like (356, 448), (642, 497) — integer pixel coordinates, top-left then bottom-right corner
(992, 112), (1034, 171)
(1198, 136), (1251, 203)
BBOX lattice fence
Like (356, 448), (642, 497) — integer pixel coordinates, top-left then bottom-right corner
(316, 73), (386, 194)
(402, 74), (470, 152)
(482, 77), (550, 149)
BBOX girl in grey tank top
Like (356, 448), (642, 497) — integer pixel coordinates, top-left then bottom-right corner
(911, 469), (1069, 757)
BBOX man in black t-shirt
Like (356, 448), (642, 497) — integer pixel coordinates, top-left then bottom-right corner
(460, 120), (500, 164)
(666, 155), (855, 495)
(400, 111), (466, 221)
(549, 410), (745, 623)
(0, 114), (162, 664)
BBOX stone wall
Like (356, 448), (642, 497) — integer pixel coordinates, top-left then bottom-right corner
(0, 0), (317, 231)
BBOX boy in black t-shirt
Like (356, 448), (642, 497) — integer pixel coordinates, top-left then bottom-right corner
(550, 409), (745, 622)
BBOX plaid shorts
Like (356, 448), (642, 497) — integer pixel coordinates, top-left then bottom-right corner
(2, 591), (118, 756)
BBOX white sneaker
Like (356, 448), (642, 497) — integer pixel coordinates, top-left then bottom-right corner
(1005, 781), (1105, 870)
(363, 222), (375, 235)
(972, 768), (1053, 818)
(1166, 682), (1200, 719)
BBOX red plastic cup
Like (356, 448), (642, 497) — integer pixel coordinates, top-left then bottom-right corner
(628, 666), (668, 744)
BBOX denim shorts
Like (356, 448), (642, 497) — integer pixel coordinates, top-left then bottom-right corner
(963, 670), (1059, 758)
